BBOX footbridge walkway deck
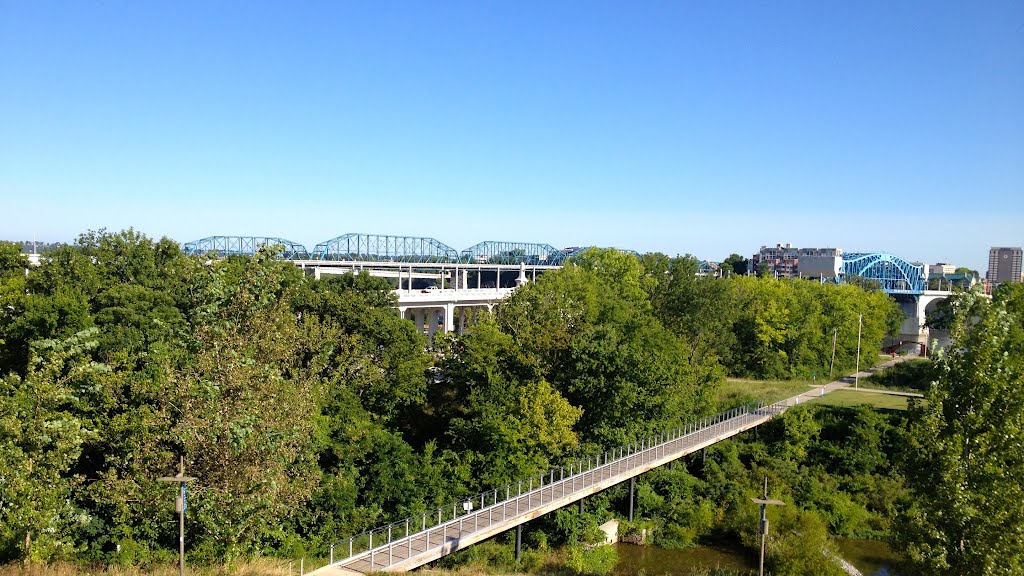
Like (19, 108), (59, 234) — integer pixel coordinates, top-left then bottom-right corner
(314, 360), (906, 575)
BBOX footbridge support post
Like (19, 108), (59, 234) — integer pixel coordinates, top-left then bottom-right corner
(515, 525), (522, 561)
(628, 477), (635, 521)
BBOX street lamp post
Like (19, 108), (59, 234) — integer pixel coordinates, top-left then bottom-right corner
(750, 476), (785, 576)
(158, 456), (197, 576)
(829, 328), (837, 378)
(854, 313), (863, 389)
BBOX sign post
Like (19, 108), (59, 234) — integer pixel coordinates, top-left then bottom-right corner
(750, 477), (785, 576)
(158, 456), (197, 576)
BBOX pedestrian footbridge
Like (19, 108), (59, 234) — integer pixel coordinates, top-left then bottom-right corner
(312, 375), (863, 574)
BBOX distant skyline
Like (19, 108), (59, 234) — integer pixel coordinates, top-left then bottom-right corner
(2, 1), (1021, 272)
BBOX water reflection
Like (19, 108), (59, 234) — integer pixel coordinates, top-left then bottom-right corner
(835, 539), (905, 576)
(611, 539), (904, 576)
(611, 543), (754, 575)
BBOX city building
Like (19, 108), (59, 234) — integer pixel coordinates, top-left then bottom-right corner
(987, 247), (1023, 284)
(925, 263), (979, 290)
(696, 260), (722, 277)
(751, 244), (842, 278)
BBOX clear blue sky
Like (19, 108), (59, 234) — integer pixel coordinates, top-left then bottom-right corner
(2, 1), (1021, 271)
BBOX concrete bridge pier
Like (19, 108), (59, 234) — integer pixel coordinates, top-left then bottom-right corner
(897, 300), (929, 346)
(444, 303), (455, 333)
(402, 304), (499, 339)
(427, 310), (440, 340)
(896, 290), (955, 352)
(516, 263), (529, 287)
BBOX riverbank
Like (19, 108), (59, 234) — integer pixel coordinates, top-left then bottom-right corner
(0, 559), (305, 576)
(0, 538), (903, 576)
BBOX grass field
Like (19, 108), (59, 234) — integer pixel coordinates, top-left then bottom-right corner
(809, 389), (911, 411)
(716, 378), (812, 410)
(717, 355), (921, 413)
(861, 358), (933, 393)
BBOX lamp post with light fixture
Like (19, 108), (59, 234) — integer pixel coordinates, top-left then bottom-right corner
(750, 477), (785, 576)
(158, 456), (197, 576)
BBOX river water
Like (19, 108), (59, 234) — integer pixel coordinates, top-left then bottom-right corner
(610, 539), (903, 576)
(611, 542), (754, 575)
(835, 539), (905, 576)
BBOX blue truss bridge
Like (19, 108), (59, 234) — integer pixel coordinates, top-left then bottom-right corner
(183, 234), (591, 266)
(181, 236), (311, 260)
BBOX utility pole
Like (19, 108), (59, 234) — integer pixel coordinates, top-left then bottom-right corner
(158, 457), (197, 576)
(750, 477), (785, 576)
(829, 328), (837, 378)
(855, 313), (863, 389)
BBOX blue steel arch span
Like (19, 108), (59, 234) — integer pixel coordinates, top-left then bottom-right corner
(311, 233), (460, 263)
(839, 252), (925, 295)
(181, 236), (310, 260)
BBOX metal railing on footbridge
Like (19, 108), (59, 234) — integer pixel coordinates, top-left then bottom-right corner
(325, 395), (802, 572)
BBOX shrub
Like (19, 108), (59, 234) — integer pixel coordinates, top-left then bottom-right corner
(565, 543), (618, 575)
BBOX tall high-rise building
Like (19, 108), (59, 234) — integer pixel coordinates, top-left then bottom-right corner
(987, 247), (1023, 284)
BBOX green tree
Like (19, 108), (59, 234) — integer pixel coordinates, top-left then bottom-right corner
(293, 270), (442, 548)
(993, 282), (1024, 356)
(295, 272), (430, 429)
(499, 256), (718, 447)
(722, 253), (749, 276)
(954, 267), (978, 277)
(431, 322), (580, 487)
(169, 251), (321, 559)
(0, 288), (93, 377)
(654, 256), (739, 367)
(897, 291), (1024, 575)
(0, 241), (30, 280)
(570, 247), (653, 310)
(767, 508), (846, 576)
(451, 377), (582, 487)
(0, 329), (105, 561)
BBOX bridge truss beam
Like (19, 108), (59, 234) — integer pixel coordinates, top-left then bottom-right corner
(181, 236), (310, 259)
(460, 241), (568, 266)
(312, 233), (460, 263)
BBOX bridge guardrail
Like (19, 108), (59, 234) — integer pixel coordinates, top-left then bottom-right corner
(326, 396), (799, 567)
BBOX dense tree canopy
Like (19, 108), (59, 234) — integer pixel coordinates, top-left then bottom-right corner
(897, 290), (1024, 575)
(2, 231), (962, 574)
(641, 254), (901, 380)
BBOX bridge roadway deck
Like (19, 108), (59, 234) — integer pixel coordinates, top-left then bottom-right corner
(314, 360), (905, 575)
